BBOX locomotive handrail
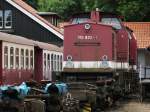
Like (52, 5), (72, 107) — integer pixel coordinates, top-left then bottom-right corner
(67, 82), (98, 91)
(67, 82), (97, 86)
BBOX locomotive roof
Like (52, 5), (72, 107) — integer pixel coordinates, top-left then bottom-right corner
(64, 22), (115, 29)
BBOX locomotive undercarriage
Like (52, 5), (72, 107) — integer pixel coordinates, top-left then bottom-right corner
(62, 69), (138, 92)
(61, 69), (139, 111)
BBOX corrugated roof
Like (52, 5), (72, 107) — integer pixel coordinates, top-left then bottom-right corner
(124, 22), (150, 48)
(6, 0), (63, 39)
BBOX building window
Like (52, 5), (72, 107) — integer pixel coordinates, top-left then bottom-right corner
(51, 54), (53, 71)
(57, 55), (59, 71)
(21, 49), (24, 69)
(4, 46), (8, 68)
(25, 49), (29, 69)
(15, 48), (19, 68)
(60, 56), (62, 71)
(10, 47), (14, 68)
(0, 11), (3, 28)
(54, 55), (56, 71)
(30, 50), (33, 69)
(44, 53), (46, 69)
(55, 18), (58, 26)
(4, 10), (12, 28)
(47, 54), (50, 69)
(51, 17), (53, 25)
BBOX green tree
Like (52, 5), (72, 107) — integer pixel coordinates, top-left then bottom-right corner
(25, 0), (150, 21)
(36, 0), (77, 20)
(117, 0), (150, 21)
(25, 0), (38, 9)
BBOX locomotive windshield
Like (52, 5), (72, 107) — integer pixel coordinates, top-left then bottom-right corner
(72, 18), (89, 24)
(101, 18), (122, 29)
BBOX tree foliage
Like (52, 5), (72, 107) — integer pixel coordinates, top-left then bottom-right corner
(25, 0), (38, 9)
(25, 0), (150, 21)
(117, 0), (150, 21)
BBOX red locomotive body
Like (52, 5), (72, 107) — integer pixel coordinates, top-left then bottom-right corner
(128, 27), (137, 66)
(63, 10), (137, 84)
(64, 23), (115, 62)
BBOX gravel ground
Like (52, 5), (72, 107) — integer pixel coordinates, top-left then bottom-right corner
(106, 100), (150, 112)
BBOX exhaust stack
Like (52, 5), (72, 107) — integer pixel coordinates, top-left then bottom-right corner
(91, 8), (100, 22)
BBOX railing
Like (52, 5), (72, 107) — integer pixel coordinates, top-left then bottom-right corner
(67, 82), (97, 101)
(138, 66), (150, 79)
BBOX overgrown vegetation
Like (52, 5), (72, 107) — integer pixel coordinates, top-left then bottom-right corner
(25, 0), (150, 21)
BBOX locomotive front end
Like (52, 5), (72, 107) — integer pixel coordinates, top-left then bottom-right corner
(63, 22), (116, 82)
(62, 10), (138, 90)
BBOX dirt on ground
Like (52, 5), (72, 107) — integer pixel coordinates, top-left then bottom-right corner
(106, 100), (150, 112)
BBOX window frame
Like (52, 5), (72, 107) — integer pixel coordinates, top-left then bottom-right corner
(72, 18), (89, 24)
(51, 54), (53, 71)
(0, 10), (3, 28)
(21, 49), (24, 69)
(4, 10), (12, 29)
(57, 55), (59, 71)
(15, 48), (19, 68)
(44, 53), (46, 70)
(10, 47), (14, 69)
(54, 55), (56, 71)
(60, 55), (62, 71)
(25, 49), (29, 69)
(30, 50), (34, 69)
(4, 46), (8, 68)
(47, 54), (50, 70)
(101, 17), (122, 29)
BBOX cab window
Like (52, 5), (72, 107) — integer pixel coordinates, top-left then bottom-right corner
(101, 18), (122, 29)
(72, 18), (89, 24)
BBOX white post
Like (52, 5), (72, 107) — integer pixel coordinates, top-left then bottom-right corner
(139, 64), (142, 83)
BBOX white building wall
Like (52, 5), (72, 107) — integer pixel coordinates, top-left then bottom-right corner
(138, 49), (150, 78)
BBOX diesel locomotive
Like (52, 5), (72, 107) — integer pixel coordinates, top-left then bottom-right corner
(62, 10), (138, 92)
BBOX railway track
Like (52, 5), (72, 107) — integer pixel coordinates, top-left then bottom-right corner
(106, 99), (150, 112)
